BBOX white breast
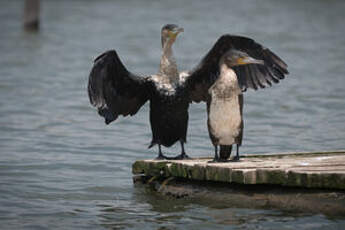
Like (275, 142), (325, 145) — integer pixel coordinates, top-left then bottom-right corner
(151, 75), (177, 95)
(151, 71), (190, 96)
(179, 71), (190, 84)
(208, 65), (242, 145)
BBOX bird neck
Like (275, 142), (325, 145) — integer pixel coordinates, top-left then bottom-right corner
(159, 39), (179, 83)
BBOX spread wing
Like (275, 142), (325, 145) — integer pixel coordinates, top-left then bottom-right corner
(185, 34), (289, 102)
(87, 50), (152, 124)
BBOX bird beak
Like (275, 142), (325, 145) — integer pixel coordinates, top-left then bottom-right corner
(237, 56), (264, 65)
(176, 27), (184, 33)
(169, 27), (184, 39)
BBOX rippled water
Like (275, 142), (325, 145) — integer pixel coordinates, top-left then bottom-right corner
(1, 0), (345, 229)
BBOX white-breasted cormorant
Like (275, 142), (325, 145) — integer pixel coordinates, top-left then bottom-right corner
(87, 24), (288, 160)
(207, 50), (264, 162)
(188, 39), (288, 162)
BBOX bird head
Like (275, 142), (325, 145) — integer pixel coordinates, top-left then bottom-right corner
(161, 24), (184, 48)
(224, 49), (264, 67)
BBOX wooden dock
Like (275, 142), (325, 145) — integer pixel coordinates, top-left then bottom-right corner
(133, 151), (345, 215)
(132, 150), (345, 190)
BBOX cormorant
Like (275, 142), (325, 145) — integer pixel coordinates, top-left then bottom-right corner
(207, 50), (264, 162)
(87, 24), (288, 161)
(88, 24), (188, 160)
(187, 39), (288, 162)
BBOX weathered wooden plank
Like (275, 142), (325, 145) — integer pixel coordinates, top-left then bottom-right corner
(132, 150), (345, 190)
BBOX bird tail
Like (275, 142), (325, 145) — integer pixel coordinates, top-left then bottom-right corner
(148, 141), (156, 149)
(98, 107), (117, 125)
(219, 145), (232, 161)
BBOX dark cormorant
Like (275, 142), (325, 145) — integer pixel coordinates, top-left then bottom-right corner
(87, 24), (288, 161)
(88, 24), (188, 160)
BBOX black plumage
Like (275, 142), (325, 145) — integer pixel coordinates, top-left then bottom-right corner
(88, 50), (190, 160)
(88, 50), (151, 124)
(185, 35), (288, 97)
(88, 24), (190, 160)
(87, 25), (288, 161)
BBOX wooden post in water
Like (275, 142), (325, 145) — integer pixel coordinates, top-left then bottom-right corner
(24, 0), (40, 31)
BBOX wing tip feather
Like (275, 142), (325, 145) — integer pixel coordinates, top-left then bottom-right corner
(94, 49), (117, 63)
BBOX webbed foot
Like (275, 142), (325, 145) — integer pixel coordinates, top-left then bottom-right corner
(173, 153), (191, 160)
(208, 157), (229, 163)
(155, 154), (168, 160)
(208, 158), (218, 163)
(231, 155), (240, 162)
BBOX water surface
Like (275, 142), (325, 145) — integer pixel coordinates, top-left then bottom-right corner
(1, 0), (345, 229)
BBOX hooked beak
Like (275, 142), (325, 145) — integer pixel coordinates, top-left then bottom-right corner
(237, 56), (264, 65)
(175, 27), (184, 33)
(169, 27), (184, 39)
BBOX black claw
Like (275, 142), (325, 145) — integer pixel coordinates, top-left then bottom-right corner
(175, 141), (191, 160)
(219, 158), (229, 162)
(155, 155), (167, 160)
(155, 144), (168, 160)
(208, 158), (229, 163)
(231, 156), (240, 162)
(208, 158), (218, 163)
(173, 153), (191, 160)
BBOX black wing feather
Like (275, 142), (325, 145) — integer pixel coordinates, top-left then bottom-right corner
(229, 37), (288, 91)
(245, 65), (258, 90)
(185, 35), (288, 102)
(252, 65), (271, 87)
(88, 50), (151, 124)
(233, 66), (247, 91)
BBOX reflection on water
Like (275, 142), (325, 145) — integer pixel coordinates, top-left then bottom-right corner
(95, 187), (344, 230)
(1, 0), (345, 229)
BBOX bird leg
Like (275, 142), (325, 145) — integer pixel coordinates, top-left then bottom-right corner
(155, 144), (168, 160)
(208, 145), (219, 163)
(173, 141), (191, 160)
(232, 144), (240, 161)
